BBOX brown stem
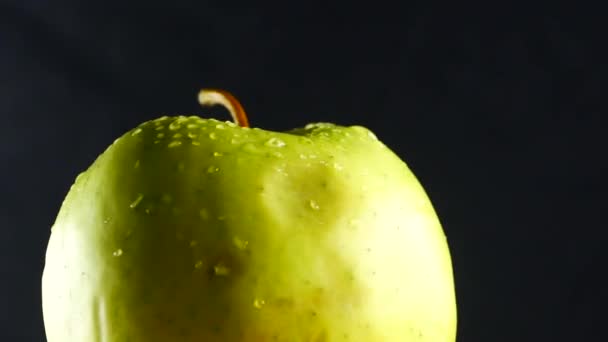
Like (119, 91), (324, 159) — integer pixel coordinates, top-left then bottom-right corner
(197, 89), (250, 128)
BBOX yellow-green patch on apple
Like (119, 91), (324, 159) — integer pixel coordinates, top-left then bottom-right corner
(42, 89), (457, 341)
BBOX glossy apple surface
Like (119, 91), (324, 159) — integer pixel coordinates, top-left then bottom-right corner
(42, 100), (456, 341)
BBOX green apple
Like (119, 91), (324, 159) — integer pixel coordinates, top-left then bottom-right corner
(42, 89), (457, 341)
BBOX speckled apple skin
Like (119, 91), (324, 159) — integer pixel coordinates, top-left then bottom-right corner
(42, 116), (457, 341)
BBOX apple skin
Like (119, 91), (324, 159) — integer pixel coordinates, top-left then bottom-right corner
(42, 116), (457, 341)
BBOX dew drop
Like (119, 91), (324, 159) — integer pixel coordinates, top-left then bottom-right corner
(187, 123), (199, 129)
(271, 151), (283, 158)
(168, 140), (182, 148)
(233, 236), (249, 250)
(208, 132), (217, 140)
(333, 162), (343, 171)
(213, 151), (223, 157)
(225, 121), (237, 127)
(134, 160), (140, 168)
(155, 125), (165, 131)
(299, 153), (307, 159)
(130, 194), (144, 209)
(154, 140), (161, 144)
(156, 132), (165, 138)
(242, 143), (259, 154)
(112, 249), (123, 257)
(230, 138), (239, 145)
(194, 260), (204, 269)
(173, 133), (183, 138)
(207, 165), (219, 173)
(131, 128), (142, 136)
(253, 298), (266, 309)
(264, 137), (286, 148)
(103, 217), (111, 224)
(214, 263), (231, 276)
(215, 123), (225, 129)
(189, 240), (199, 247)
(309, 199), (320, 210)
(169, 121), (181, 131)
(187, 132), (198, 139)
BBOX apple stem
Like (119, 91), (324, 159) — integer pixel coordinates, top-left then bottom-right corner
(197, 89), (250, 128)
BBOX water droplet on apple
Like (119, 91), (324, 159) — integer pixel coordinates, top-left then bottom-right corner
(155, 125), (165, 131)
(194, 260), (204, 269)
(214, 263), (230, 276)
(299, 153), (307, 159)
(242, 143), (260, 154)
(199, 208), (209, 220)
(103, 217), (111, 224)
(230, 138), (239, 145)
(112, 249), (123, 257)
(134, 160), (140, 168)
(225, 121), (236, 127)
(131, 128), (142, 136)
(271, 151), (283, 158)
(333, 162), (343, 171)
(264, 137), (286, 147)
(233, 236), (249, 250)
(215, 123), (225, 129)
(213, 151), (223, 157)
(191, 140), (201, 146)
(207, 165), (219, 173)
(253, 298), (265, 309)
(173, 133), (183, 138)
(189, 240), (198, 247)
(187, 123), (198, 129)
(129, 194), (144, 209)
(187, 132), (198, 139)
(144, 206), (155, 215)
(309, 199), (320, 210)
(209, 132), (217, 140)
(169, 121), (181, 131)
(168, 140), (182, 148)
(154, 140), (161, 144)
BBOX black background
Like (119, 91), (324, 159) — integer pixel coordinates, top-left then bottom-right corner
(1, 1), (606, 341)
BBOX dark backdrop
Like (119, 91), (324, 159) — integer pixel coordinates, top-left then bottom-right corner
(1, 1), (606, 341)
